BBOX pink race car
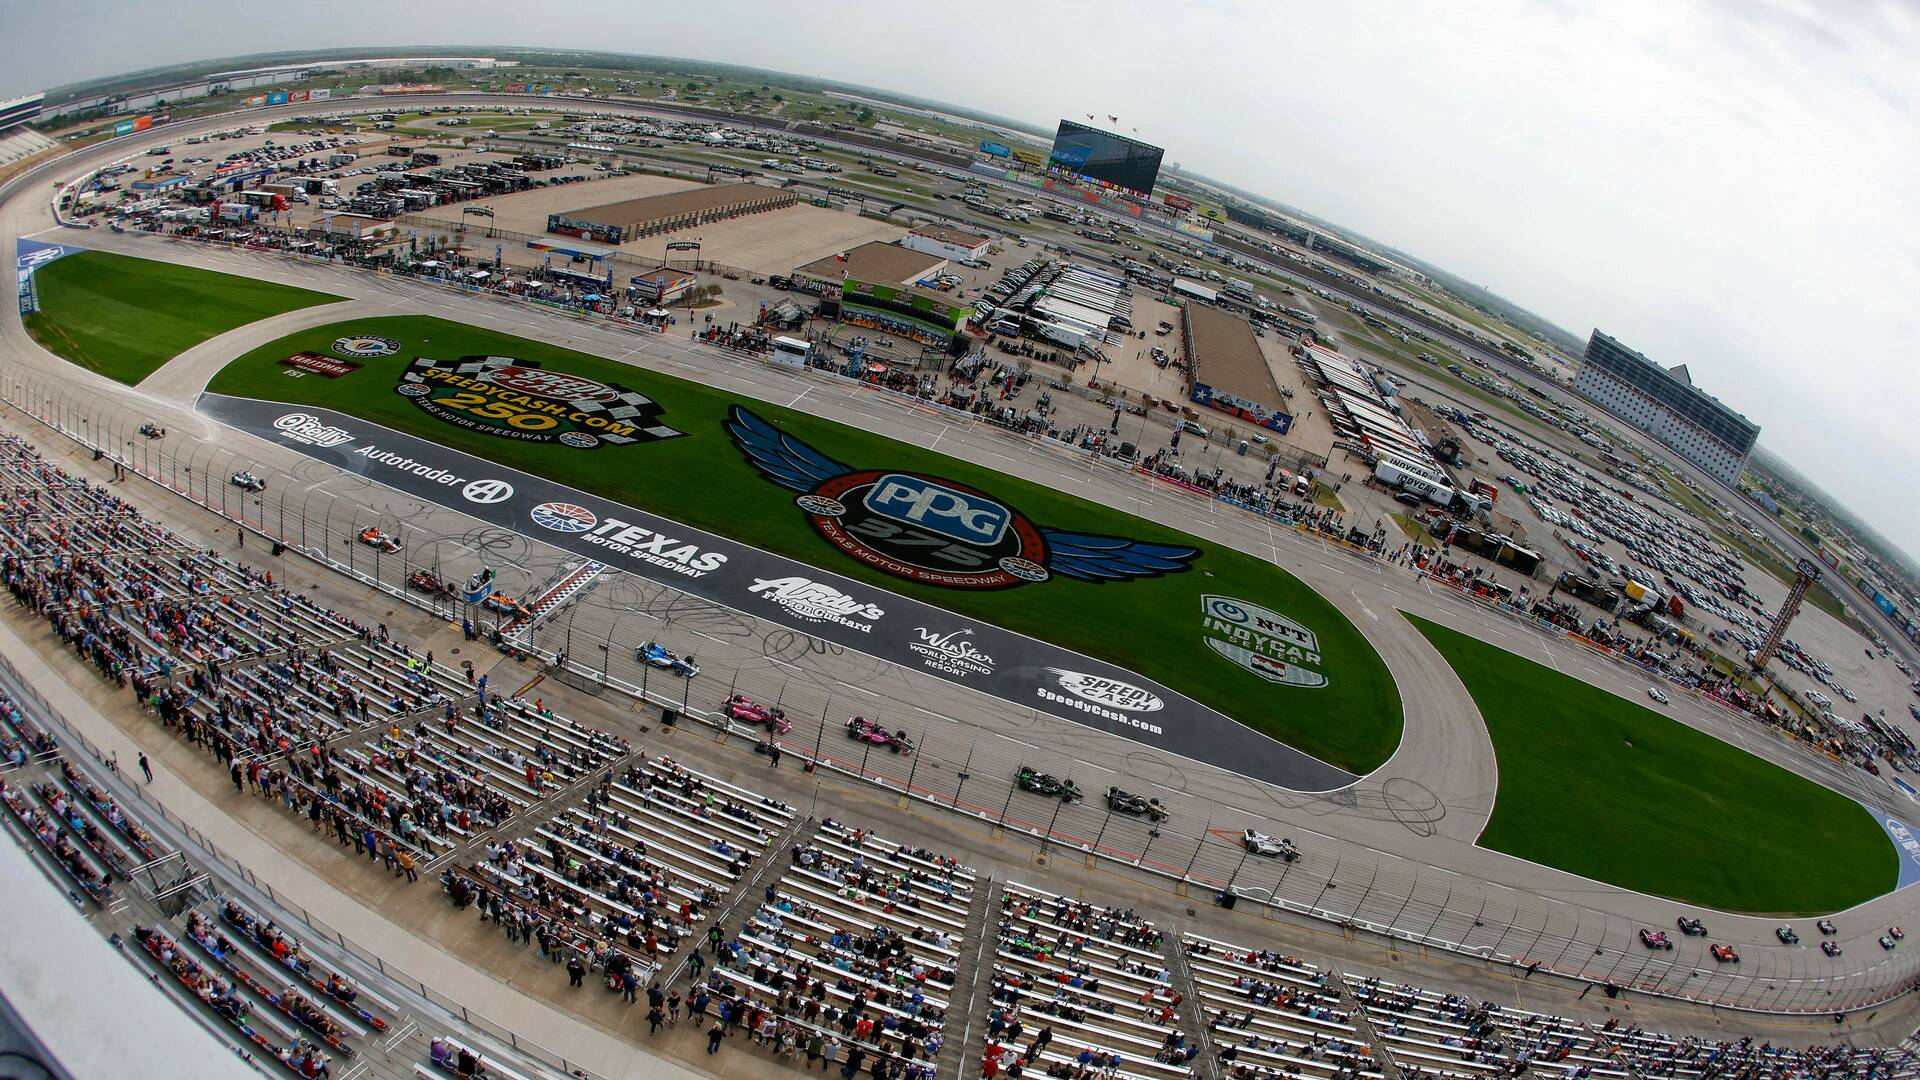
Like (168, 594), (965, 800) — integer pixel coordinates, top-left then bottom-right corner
(845, 716), (914, 754)
(725, 694), (790, 734)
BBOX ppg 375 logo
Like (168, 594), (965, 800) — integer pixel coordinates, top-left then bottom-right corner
(727, 406), (1200, 590)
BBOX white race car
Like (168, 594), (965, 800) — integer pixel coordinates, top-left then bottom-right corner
(1243, 829), (1299, 861)
(229, 471), (267, 493)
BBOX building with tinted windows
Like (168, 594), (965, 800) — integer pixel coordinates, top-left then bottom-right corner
(1572, 330), (1758, 486)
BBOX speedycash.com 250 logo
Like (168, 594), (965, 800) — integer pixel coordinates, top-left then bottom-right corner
(398, 356), (683, 450)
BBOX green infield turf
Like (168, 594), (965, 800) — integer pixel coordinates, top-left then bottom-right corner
(208, 314), (1404, 773)
(22, 250), (341, 385)
(1407, 613), (1892, 913)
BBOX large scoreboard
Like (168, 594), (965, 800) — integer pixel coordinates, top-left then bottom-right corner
(1046, 120), (1163, 198)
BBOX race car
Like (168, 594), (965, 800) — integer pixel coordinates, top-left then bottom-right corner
(358, 527), (402, 552)
(1677, 917), (1708, 937)
(230, 471), (267, 493)
(1647, 686), (1670, 705)
(725, 694), (789, 734)
(1638, 929), (1674, 951)
(1817, 919), (1837, 935)
(1104, 786), (1167, 822)
(407, 569), (456, 599)
(1015, 766), (1081, 802)
(1890, 926), (1905, 940)
(1243, 829), (1299, 861)
(1822, 941), (1842, 957)
(1710, 944), (1740, 963)
(1776, 927), (1800, 945)
(1882, 936), (1900, 950)
(138, 423), (166, 439)
(637, 641), (700, 678)
(844, 716), (913, 754)
(480, 592), (530, 619)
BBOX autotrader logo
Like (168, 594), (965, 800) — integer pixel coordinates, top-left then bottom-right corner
(461, 479), (515, 504)
(531, 501), (597, 533)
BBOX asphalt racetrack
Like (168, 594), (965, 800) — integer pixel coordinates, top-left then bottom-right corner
(200, 390), (1361, 792)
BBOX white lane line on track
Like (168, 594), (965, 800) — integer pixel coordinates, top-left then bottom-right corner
(846, 684), (881, 699)
(991, 731), (1039, 751)
(1350, 589), (1378, 621)
(914, 707), (959, 724)
(787, 387), (812, 409)
(1073, 760), (1116, 776)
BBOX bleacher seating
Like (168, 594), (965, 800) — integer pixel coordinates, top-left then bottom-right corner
(986, 881), (1192, 1080)
(706, 818), (976, 1078)
(1180, 933), (1379, 1080)
(454, 755), (793, 990)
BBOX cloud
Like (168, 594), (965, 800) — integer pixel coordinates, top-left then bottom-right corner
(3, 0), (1915, 547)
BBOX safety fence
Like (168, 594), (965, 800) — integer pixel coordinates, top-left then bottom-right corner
(4, 354), (1916, 1020)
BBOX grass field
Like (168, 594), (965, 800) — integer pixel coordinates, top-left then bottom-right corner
(23, 250), (341, 386)
(1408, 613), (1891, 913)
(208, 314), (1404, 773)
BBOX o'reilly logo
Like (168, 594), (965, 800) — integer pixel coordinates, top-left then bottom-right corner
(273, 412), (354, 448)
(747, 577), (883, 633)
(332, 335), (400, 358)
(1045, 668), (1163, 712)
(910, 627), (995, 677)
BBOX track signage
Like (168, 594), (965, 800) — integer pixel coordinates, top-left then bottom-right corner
(280, 352), (361, 378)
(331, 335), (400, 358)
(1200, 595), (1327, 688)
(397, 356), (684, 450)
(727, 406), (1198, 590)
(200, 394), (1361, 793)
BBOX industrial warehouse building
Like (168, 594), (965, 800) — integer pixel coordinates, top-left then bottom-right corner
(1572, 330), (1759, 486)
(790, 241), (947, 297)
(546, 182), (798, 245)
(1184, 302), (1294, 434)
(902, 223), (992, 262)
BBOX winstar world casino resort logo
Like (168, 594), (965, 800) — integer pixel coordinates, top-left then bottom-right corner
(398, 356), (684, 449)
(725, 407), (1200, 589)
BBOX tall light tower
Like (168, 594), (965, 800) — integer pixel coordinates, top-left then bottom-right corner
(1752, 557), (1823, 670)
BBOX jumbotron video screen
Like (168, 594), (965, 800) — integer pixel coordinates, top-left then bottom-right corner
(1047, 120), (1164, 198)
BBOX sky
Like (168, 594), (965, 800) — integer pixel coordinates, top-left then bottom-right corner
(2, 0), (1917, 552)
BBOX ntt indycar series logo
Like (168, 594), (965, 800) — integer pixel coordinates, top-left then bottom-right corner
(910, 627), (995, 677)
(727, 406), (1199, 590)
(399, 356), (684, 450)
(747, 577), (883, 632)
(1038, 668), (1165, 735)
(1201, 595), (1327, 688)
(272, 413), (355, 448)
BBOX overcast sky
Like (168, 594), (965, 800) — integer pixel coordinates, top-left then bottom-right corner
(4, 1), (1917, 552)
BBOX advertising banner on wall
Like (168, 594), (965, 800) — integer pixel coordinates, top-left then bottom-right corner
(309, 88), (332, 101)
(246, 95), (267, 108)
(1163, 193), (1195, 211)
(267, 91), (291, 106)
(977, 140), (1011, 157)
(289, 90), (310, 103)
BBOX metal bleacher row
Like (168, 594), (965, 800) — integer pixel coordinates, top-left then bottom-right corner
(0, 433), (632, 872)
(454, 754), (792, 981)
(987, 881), (1193, 1080)
(1180, 933), (1379, 1080)
(708, 818), (977, 1078)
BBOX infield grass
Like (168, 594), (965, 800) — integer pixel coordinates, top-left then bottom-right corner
(1408, 612), (1892, 914)
(22, 250), (341, 386)
(209, 314), (1404, 773)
